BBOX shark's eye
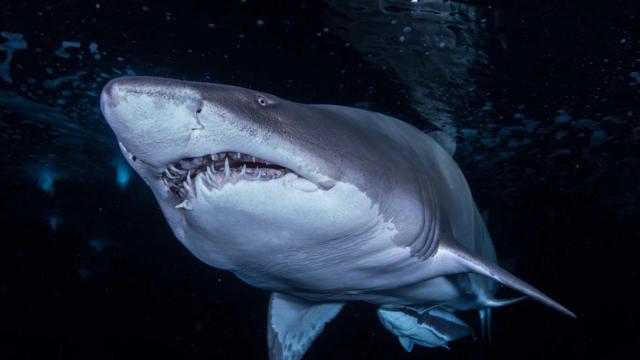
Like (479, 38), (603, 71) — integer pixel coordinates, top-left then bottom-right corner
(257, 95), (268, 106)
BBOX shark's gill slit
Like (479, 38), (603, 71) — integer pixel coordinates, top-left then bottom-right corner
(161, 151), (293, 199)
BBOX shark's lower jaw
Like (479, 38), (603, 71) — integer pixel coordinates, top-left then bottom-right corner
(161, 151), (295, 201)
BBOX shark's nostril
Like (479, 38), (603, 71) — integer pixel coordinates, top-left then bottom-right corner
(193, 105), (205, 130)
(191, 99), (205, 130)
(195, 98), (204, 114)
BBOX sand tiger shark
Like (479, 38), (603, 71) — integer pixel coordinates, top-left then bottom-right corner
(99, 76), (574, 359)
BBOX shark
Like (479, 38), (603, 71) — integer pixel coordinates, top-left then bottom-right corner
(99, 76), (574, 359)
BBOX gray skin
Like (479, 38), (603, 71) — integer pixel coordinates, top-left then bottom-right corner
(100, 76), (573, 357)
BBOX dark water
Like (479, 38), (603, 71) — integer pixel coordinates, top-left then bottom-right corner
(1, 0), (639, 359)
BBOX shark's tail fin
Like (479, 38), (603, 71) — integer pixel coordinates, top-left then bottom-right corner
(441, 241), (576, 318)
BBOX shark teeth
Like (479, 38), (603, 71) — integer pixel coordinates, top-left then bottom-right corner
(224, 157), (230, 180)
(175, 199), (193, 210)
(206, 164), (216, 179)
(161, 151), (294, 200)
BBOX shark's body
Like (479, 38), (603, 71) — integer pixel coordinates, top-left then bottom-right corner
(100, 76), (573, 359)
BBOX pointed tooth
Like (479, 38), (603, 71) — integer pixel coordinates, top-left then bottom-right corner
(168, 164), (180, 174)
(207, 165), (215, 179)
(185, 171), (193, 187)
(167, 171), (180, 180)
(169, 166), (181, 177)
(252, 156), (256, 163)
(185, 183), (195, 198)
(194, 170), (209, 190)
(255, 167), (261, 179)
(240, 164), (246, 176)
(175, 200), (193, 210)
(235, 152), (241, 160)
(224, 157), (230, 179)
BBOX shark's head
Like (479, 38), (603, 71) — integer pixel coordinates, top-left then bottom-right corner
(99, 76), (421, 270)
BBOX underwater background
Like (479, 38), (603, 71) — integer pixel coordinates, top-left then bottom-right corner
(1, 0), (639, 358)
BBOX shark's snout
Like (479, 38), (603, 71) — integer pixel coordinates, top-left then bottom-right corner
(100, 76), (210, 169)
(99, 77), (117, 119)
(99, 76), (146, 132)
(100, 78), (134, 152)
(99, 76), (142, 114)
(100, 75), (203, 121)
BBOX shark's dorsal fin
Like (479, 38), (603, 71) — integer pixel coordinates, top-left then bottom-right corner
(429, 131), (457, 156)
(440, 241), (576, 318)
(267, 293), (344, 360)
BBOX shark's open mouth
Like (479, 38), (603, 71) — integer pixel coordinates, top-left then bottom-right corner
(161, 151), (293, 199)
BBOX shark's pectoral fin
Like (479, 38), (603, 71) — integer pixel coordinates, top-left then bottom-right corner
(377, 307), (472, 351)
(267, 293), (344, 360)
(398, 336), (414, 352)
(440, 241), (576, 318)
